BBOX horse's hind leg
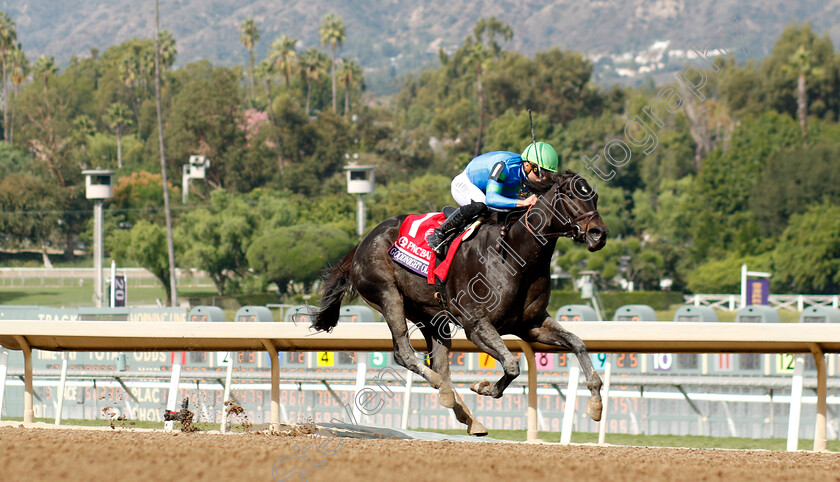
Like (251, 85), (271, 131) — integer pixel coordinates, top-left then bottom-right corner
(466, 322), (520, 399)
(429, 325), (488, 436)
(525, 316), (603, 421)
(377, 289), (445, 389)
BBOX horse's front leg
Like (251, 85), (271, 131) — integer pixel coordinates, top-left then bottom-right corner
(524, 315), (603, 421)
(467, 321), (520, 398)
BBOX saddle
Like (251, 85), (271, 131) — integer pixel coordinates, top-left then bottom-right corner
(435, 205), (483, 261)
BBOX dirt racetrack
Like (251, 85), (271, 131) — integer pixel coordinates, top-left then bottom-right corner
(1, 425), (839, 481)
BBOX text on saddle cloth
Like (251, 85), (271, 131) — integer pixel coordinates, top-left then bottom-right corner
(387, 212), (471, 283)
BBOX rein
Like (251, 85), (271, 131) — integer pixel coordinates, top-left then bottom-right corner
(523, 182), (598, 242)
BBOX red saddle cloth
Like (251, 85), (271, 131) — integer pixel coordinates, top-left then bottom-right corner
(387, 213), (469, 284)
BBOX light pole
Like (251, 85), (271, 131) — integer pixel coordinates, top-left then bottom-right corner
(343, 161), (375, 237)
(82, 170), (115, 307)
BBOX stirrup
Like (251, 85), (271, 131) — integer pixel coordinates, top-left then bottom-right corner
(461, 219), (483, 241)
(427, 231), (445, 254)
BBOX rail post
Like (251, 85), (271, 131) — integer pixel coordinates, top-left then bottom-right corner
(810, 343), (828, 452)
(598, 357), (612, 444)
(0, 346), (9, 420)
(262, 340), (281, 431)
(561, 362), (581, 444)
(12, 336), (33, 424)
(54, 353), (68, 425)
(786, 356), (805, 451)
(515, 340), (542, 443)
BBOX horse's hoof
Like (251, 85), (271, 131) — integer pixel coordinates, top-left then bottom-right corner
(470, 380), (492, 396)
(438, 390), (455, 409)
(587, 398), (603, 421)
(468, 421), (488, 436)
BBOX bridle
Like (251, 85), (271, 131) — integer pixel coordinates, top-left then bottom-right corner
(523, 177), (599, 242)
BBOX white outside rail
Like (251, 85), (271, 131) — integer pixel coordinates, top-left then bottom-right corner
(1, 320), (840, 451)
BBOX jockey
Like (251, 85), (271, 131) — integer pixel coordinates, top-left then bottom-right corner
(427, 141), (560, 254)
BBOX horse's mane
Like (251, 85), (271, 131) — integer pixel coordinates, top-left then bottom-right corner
(522, 169), (577, 196)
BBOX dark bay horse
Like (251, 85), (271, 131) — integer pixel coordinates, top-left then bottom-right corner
(312, 170), (608, 435)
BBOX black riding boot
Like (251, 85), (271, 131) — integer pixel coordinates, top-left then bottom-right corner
(427, 201), (487, 255)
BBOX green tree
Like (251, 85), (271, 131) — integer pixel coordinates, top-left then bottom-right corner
(773, 201), (840, 293)
(468, 17), (513, 155)
(178, 191), (254, 294)
(336, 58), (364, 116)
(685, 111), (801, 260)
(247, 224), (354, 294)
(269, 34), (298, 90)
(104, 102), (133, 168)
(760, 22), (839, 124)
(298, 47), (328, 115)
(157, 30), (177, 77)
(8, 45), (27, 144)
(240, 18), (260, 102)
(32, 55), (58, 91)
(749, 140), (840, 235)
(319, 13), (346, 113)
(368, 174), (452, 223)
(782, 45), (825, 138)
(0, 173), (62, 262)
(686, 254), (773, 294)
(0, 12), (17, 143)
(254, 58), (286, 175)
(108, 220), (177, 304)
(164, 63), (244, 189)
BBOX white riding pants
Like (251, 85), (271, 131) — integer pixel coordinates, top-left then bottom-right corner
(451, 172), (486, 206)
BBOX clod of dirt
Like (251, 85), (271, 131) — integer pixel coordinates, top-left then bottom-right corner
(223, 400), (253, 431)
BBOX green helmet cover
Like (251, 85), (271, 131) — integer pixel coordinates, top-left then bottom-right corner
(521, 142), (559, 172)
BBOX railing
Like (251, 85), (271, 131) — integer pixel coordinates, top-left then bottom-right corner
(1, 321), (839, 450)
(686, 294), (840, 311)
(0, 267), (215, 288)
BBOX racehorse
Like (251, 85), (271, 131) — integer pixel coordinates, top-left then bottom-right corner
(311, 170), (608, 435)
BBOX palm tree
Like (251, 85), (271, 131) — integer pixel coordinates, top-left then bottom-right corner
(157, 30), (177, 75)
(0, 13), (17, 143)
(782, 45), (825, 139)
(336, 58), (364, 117)
(319, 13), (346, 113)
(119, 54), (142, 119)
(466, 39), (488, 157)
(468, 18), (513, 156)
(269, 34), (298, 90)
(255, 59), (286, 175)
(105, 103), (133, 169)
(8, 45), (27, 144)
(240, 18), (260, 102)
(298, 48), (328, 115)
(154, 0), (178, 307)
(33, 55), (58, 91)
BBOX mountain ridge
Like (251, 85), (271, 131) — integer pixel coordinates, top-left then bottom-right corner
(3, 0), (839, 93)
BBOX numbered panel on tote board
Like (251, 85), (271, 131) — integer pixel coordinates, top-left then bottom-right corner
(552, 305), (607, 372)
(185, 306), (226, 367)
(734, 305), (780, 376)
(232, 306), (274, 368)
(797, 306), (840, 375)
(550, 305), (604, 372)
(659, 306), (720, 376)
(611, 305), (657, 373)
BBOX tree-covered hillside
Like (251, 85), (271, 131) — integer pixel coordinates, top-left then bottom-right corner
(0, 10), (838, 302)
(5, 0), (840, 93)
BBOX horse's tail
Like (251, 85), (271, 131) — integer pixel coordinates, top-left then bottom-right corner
(311, 246), (358, 333)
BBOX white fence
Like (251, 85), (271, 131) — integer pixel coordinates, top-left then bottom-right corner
(0, 268), (215, 288)
(686, 294), (840, 312)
